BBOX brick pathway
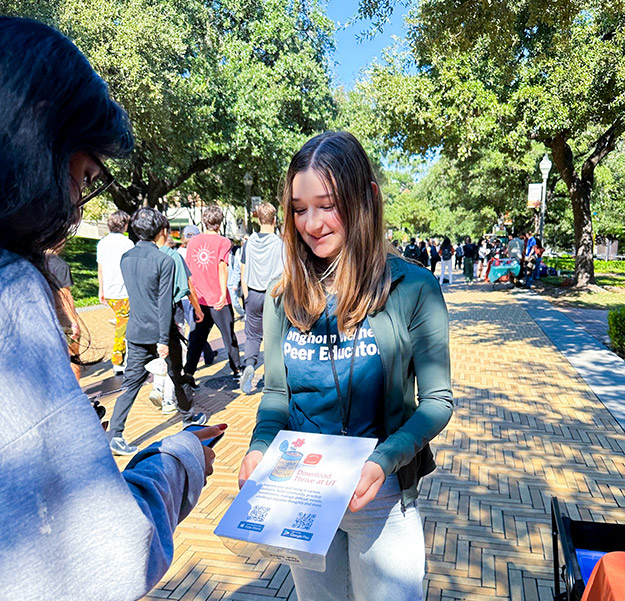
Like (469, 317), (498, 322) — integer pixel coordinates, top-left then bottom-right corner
(79, 279), (625, 601)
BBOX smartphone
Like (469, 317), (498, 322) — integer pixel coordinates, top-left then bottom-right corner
(184, 424), (225, 448)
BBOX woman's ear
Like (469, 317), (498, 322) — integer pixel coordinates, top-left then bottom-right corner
(371, 181), (379, 197)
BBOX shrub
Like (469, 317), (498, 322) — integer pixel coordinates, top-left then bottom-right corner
(608, 306), (625, 358)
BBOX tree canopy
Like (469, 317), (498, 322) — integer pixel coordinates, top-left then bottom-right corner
(361, 0), (625, 284)
(2, 0), (337, 214)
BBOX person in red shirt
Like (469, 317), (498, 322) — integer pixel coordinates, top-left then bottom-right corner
(184, 205), (242, 385)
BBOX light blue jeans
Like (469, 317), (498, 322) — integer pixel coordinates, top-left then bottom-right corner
(290, 475), (425, 601)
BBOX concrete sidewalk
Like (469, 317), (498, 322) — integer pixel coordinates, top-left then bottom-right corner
(80, 276), (625, 601)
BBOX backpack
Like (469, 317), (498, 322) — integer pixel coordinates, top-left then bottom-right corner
(441, 246), (452, 261)
(404, 244), (419, 260)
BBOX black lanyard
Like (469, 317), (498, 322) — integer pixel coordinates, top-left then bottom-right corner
(324, 307), (361, 436)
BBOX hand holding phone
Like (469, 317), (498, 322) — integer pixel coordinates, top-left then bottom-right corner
(184, 423), (228, 479)
(184, 423), (226, 447)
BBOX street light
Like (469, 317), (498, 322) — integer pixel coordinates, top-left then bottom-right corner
(539, 153), (552, 245)
(243, 172), (253, 234)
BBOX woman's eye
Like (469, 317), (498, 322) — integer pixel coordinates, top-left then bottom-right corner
(322, 205), (335, 211)
(292, 207), (306, 214)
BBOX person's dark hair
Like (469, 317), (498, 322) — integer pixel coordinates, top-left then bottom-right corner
(410, 237), (416, 244)
(107, 210), (130, 234)
(158, 212), (170, 232)
(0, 17), (133, 265)
(441, 236), (451, 248)
(202, 204), (223, 231)
(131, 208), (166, 241)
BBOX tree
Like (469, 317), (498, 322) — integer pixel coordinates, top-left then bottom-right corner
(360, 0), (625, 285)
(2, 0), (337, 213)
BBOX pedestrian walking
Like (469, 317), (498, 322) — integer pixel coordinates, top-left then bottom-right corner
(109, 208), (207, 455)
(403, 237), (420, 261)
(418, 240), (429, 268)
(0, 17), (223, 600)
(238, 131), (453, 601)
(239, 203), (284, 394)
(178, 224), (215, 364)
(429, 238), (440, 274)
(45, 243), (82, 381)
(454, 242), (463, 269)
(97, 210), (134, 374)
(150, 215), (206, 415)
(227, 240), (246, 319)
(477, 238), (491, 279)
(438, 236), (454, 285)
(462, 236), (477, 283)
(184, 205), (242, 385)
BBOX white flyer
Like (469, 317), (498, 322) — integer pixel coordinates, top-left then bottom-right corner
(214, 430), (377, 571)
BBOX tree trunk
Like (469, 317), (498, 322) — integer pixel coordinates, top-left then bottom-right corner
(101, 153), (227, 216)
(547, 135), (595, 286)
(570, 183), (595, 286)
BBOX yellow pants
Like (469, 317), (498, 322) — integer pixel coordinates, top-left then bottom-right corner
(106, 298), (129, 367)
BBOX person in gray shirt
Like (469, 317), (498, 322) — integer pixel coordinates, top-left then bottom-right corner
(0, 18), (224, 600)
(239, 203), (284, 393)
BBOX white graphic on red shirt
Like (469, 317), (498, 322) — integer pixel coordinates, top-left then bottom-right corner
(194, 244), (216, 270)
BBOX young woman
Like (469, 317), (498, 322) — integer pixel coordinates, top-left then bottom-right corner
(0, 17), (224, 599)
(238, 131), (453, 601)
(438, 236), (455, 285)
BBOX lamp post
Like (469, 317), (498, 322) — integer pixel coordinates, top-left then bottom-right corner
(243, 172), (253, 234)
(539, 153), (552, 244)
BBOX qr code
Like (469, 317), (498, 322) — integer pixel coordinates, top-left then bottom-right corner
(247, 505), (270, 523)
(291, 512), (316, 531)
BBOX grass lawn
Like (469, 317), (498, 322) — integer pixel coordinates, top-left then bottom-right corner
(62, 237), (99, 307)
(541, 257), (625, 310)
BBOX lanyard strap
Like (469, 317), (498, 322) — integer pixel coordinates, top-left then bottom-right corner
(324, 307), (361, 436)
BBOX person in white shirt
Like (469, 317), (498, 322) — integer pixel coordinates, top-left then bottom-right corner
(97, 210), (134, 374)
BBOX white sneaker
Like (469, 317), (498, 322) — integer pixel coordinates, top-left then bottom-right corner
(161, 399), (177, 414)
(241, 365), (255, 394)
(148, 389), (163, 407)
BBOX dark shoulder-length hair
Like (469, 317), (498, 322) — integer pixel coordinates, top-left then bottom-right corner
(0, 17), (133, 264)
(275, 131), (392, 334)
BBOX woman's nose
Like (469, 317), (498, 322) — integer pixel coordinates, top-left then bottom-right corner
(305, 208), (324, 234)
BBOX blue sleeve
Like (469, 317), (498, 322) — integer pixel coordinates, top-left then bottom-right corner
(123, 431), (206, 587)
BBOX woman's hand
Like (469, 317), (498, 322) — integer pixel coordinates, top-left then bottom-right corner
(238, 450), (264, 489)
(349, 461), (386, 513)
(188, 424), (227, 479)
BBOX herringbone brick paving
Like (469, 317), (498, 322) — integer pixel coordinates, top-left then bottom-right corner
(79, 279), (625, 600)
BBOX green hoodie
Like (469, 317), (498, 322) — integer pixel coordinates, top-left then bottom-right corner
(249, 255), (453, 506)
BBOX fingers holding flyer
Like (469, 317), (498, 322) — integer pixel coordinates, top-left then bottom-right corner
(238, 450), (264, 489)
(348, 461), (386, 513)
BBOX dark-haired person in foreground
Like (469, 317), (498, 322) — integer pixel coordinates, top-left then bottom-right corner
(108, 208), (207, 455)
(0, 17), (224, 600)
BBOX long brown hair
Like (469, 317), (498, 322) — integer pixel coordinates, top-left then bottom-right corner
(274, 131), (391, 334)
